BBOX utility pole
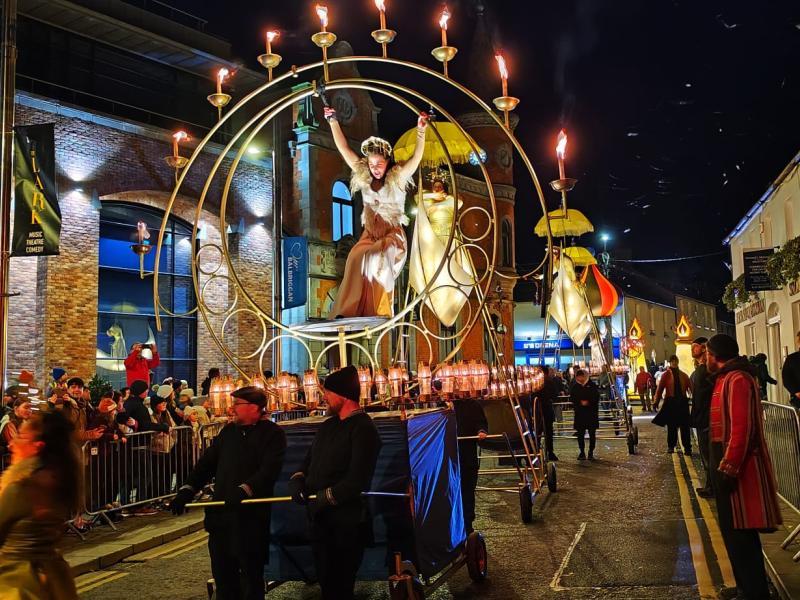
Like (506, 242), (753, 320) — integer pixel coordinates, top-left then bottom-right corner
(0, 0), (18, 391)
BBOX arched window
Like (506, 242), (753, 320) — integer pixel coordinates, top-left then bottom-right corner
(501, 219), (513, 267)
(332, 180), (353, 241)
(96, 202), (197, 389)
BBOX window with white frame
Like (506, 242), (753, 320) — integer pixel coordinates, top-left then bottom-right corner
(332, 180), (353, 241)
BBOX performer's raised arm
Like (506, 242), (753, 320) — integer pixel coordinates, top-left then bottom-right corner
(324, 107), (359, 168)
(395, 113), (429, 181)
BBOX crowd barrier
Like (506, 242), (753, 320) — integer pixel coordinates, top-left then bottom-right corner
(761, 401), (800, 561)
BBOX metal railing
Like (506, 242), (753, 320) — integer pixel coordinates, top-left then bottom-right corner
(761, 401), (800, 561)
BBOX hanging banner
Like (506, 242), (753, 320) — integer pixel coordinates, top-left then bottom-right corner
(11, 124), (61, 256)
(282, 236), (308, 309)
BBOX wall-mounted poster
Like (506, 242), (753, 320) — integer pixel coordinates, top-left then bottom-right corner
(308, 241), (337, 277)
(308, 279), (338, 319)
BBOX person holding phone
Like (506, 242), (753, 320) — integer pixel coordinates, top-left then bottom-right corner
(124, 342), (160, 386)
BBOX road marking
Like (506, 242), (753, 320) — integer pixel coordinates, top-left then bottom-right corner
(549, 521), (587, 592)
(672, 453), (717, 599)
(124, 530), (208, 562)
(158, 536), (209, 559)
(681, 452), (736, 588)
(76, 570), (129, 593)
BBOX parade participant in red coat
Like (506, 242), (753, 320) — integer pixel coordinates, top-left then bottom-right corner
(653, 356), (693, 454)
(706, 333), (781, 600)
(123, 342), (160, 386)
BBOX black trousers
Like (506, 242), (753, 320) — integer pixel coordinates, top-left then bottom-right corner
(311, 533), (364, 600)
(544, 419), (555, 456)
(208, 529), (268, 600)
(710, 443), (769, 599)
(696, 428), (711, 488)
(460, 459), (479, 532)
(667, 423), (692, 451)
(576, 427), (596, 455)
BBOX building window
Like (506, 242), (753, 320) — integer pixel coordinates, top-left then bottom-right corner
(96, 202), (197, 389)
(745, 323), (757, 356)
(501, 219), (513, 267)
(332, 180), (353, 241)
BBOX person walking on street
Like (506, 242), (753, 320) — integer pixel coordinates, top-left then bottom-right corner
(653, 355), (693, 454)
(705, 334), (782, 600)
(689, 337), (714, 498)
(170, 386), (286, 600)
(750, 353), (777, 400)
(288, 366), (382, 600)
(539, 366), (560, 462)
(634, 366), (655, 412)
(453, 395), (488, 534)
(570, 369), (600, 460)
(781, 330), (800, 409)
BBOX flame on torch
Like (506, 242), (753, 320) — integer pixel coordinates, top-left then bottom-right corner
(556, 129), (567, 160)
(266, 31), (279, 43)
(217, 68), (229, 85)
(439, 7), (451, 30)
(374, 0), (386, 11)
(316, 5), (329, 29)
(173, 131), (189, 143)
(495, 54), (508, 81)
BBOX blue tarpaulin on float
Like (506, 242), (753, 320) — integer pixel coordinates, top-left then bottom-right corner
(265, 408), (465, 582)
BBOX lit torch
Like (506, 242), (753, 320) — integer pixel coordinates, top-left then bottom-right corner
(172, 130), (188, 158)
(216, 68), (229, 95)
(266, 30), (279, 55)
(316, 5), (329, 32)
(556, 129), (567, 179)
(375, 0), (386, 30)
(439, 7), (450, 47)
(495, 53), (508, 97)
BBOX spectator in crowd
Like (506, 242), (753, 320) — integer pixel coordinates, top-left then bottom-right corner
(45, 367), (68, 399)
(539, 366), (559, 462)
(750, 353), (777, 399)
(171, 387), (286, 600)
(634, 366), (655, 412)
(781, 330), (800, 409)
(453, 394), (488, 534)
(705, 334), (782, 600)
(1, 388), (14, 418)
(654, 365), (666, 387)
(570, 369), (600, 460)
(124, 342), (160, 387)
(653, 355), (693, 455)
(288, 367), (380, 600)
(0, 411), (81, 598)
(156, 384), (183, 425)
(87, 395), (127, 518)
(200, 368), (220, 397)
(689, 338), (714, 498)
(150, 393), (177, 498)
(0, 398), (33, 452)
(178, 387), (195, 410)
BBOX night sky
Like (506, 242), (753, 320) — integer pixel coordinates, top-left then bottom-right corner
(166, 0), (799, 310)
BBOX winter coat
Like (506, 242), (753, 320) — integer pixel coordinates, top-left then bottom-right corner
(538, 377), (560, 423)
(751, 356), (777, 396)
(570, 381), (600, 430)
(634, 371), (654, 394)
(689, 363), (713, 430)
(711, 357), (782, 531)
(124, 395), (168, 434)
(781, 351), (800, 403)
(123, 349), (160, 386)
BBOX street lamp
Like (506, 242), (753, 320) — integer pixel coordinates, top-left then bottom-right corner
(600, 233), (610, 252)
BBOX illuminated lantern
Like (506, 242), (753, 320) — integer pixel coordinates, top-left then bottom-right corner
(417, 362), (432, 397)
(439, 363), (454, 395)
(357, 367), (372, 404)
(388, 367), (403, 398)
(374, 371), (389, 399)
(581, 264), (623, 317)
(303, 369), (319, 410)
(276, 372), (291, 410)
(675, 314), (693, 342)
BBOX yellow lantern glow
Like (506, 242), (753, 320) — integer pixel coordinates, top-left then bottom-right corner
(303, 369), (319, 410)
(417, 362), (432, 397)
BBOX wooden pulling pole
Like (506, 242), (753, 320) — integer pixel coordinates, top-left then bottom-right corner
(185, 491), (409, 509)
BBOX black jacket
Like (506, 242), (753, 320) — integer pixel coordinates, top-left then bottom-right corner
(752, 357), (777, 395)
(539, 377), (561, 423)
(570, 381), (600, 430)
(186, 417), (286, 532)
(689, 363), (713, 430)
(454, 399), (488, 468)
(124, 395), (168, 433)
(781, 351), (800, 401)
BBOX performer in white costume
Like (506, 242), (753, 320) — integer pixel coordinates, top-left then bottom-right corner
(409, 178), (475, 327)
(326, 106), (428, 318)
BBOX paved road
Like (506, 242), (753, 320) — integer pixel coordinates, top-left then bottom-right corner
(79, 416), (761, 599)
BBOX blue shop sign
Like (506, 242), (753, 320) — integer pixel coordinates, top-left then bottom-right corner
(514, 337), (621, 352)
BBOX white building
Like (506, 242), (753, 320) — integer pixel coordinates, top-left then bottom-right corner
(724, 150), (800, 404)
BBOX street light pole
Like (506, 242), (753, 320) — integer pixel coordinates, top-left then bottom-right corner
(0, 0), (18, 392)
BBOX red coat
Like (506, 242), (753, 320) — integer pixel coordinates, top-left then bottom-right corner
(124, 349), (160, 386)
(710, 360), (782, 531)
(634, 371), (654, 393)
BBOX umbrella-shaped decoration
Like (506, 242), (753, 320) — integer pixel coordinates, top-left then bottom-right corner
(580, 263), (623, 317)
(563, 245), (597, 267)
(393, 122), (485, 168)
(534, 208), (594, 238)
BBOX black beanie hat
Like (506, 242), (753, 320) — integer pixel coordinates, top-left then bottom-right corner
(706, 334), (739, 361)
(230, 386), (267, 407)
(323, 366), (360, 403)
(692, 336), (708, 345)
(129, 380), (149, 397)
(66, 377), (85, 388)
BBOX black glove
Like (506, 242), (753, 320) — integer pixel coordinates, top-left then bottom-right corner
(717, 473), (738, 495)
(169, 486), (195, 515)
(288, 476), (308, 505)
(225, 486), (250, 509)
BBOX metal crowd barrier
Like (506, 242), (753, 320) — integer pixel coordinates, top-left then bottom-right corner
(761, 401), (800, 561)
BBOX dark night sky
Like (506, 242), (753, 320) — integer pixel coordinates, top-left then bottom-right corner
(165, 0), (799, 309)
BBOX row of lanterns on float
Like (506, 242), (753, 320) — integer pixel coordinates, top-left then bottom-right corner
(207, 363), (547, 416)
(570, 359), (630, 377)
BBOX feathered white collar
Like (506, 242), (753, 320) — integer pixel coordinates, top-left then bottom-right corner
(350, 159), (414, 227)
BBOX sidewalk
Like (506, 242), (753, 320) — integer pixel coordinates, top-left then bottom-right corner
(63, 510), (205, 576)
